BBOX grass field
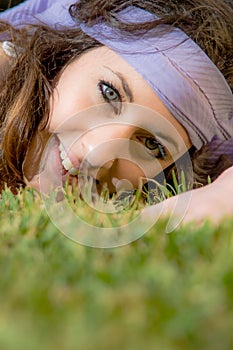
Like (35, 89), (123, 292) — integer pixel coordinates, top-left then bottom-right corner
(0, 186), (233, 350)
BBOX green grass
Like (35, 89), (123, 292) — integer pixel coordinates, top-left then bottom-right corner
(0, 186), (233, 350)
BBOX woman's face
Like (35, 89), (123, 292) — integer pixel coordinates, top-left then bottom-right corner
(23, 46), (192, 194)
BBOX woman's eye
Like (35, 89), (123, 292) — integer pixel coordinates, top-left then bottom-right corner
(98, 81), (121, 102)
(144, 137), (166, 159)
(102, 84), (119, 101)
(145, 138), (159, 150)
(98, 81), (122, 114)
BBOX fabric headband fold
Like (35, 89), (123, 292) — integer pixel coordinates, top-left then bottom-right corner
(80, 6), (233, 150)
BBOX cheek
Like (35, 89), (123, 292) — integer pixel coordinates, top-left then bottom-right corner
(48, 79), (98, 132)
(48, 91), (91, 132)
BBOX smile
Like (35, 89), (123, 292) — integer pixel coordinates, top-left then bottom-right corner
(58, 142), (80, 176)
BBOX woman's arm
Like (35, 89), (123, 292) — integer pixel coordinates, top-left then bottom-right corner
(144, 166), (233, 227)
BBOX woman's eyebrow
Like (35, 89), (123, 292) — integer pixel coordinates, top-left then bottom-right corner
(104, 66), (134, 102)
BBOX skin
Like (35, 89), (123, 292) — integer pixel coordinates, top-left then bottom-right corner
(23, 46), (192, 194)
(144, 165), (233, 225)
(1, 44), (232, 224)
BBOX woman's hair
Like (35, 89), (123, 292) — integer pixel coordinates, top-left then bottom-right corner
(0, 24), (102, 191)
(70, 0), (233, 90)
(0, 0), (232, 192)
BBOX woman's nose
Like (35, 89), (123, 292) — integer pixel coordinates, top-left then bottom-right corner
(70, 124), (137, 169)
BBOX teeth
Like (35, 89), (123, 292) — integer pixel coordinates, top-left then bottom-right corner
(62, 157), (73, 171)
(59, 142), (79, 175)
(58, 143), (65, 152)
(68, 167), (79, 176)
(60, 151), (67, 160)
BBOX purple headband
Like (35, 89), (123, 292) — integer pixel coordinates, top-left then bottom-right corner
(80, 6), (233, 150)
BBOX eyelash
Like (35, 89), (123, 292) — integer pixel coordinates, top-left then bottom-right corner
(98, 80), (123, 114)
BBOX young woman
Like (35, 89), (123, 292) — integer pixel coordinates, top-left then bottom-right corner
(0, 0), (232, 223)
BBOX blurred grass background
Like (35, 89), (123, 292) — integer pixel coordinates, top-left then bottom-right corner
(0, 186), (233, 350)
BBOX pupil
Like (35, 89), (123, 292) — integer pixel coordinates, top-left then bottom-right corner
(106, 87), (116, 100)
(146, 138), (157, 149)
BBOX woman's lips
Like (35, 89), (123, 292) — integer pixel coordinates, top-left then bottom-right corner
(24, 131), (104, 193)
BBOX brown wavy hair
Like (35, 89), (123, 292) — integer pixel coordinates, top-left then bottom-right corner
(0, 0), (232, 192)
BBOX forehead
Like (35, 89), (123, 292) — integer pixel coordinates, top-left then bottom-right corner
(74, 46), (134, 68)
(58, 45), (171, 112)
(64, 46), (146, 85)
